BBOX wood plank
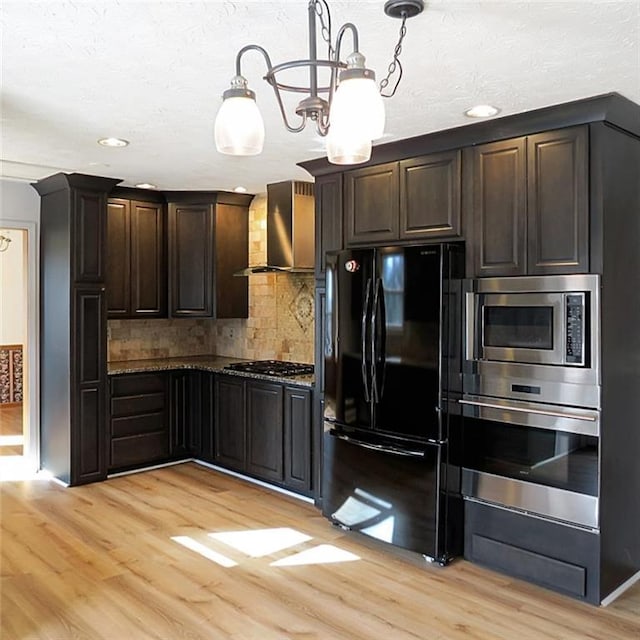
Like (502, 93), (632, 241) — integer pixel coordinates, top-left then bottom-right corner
(1, 462), (639, 640)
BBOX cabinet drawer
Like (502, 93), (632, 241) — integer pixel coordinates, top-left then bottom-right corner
(111, 413), (167, 438)
(111, 391), (165, 417)
(470, 533), (586, 598)
(110, 432), (169, 468)
(464, 499), (600, 603)
(111, 373), (166, 396)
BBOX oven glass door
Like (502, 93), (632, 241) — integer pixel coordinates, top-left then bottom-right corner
(463, 414), (598, 497)
(479, 292), (564, 365)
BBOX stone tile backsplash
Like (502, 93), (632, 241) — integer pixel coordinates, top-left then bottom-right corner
(107, 191), (315, 364)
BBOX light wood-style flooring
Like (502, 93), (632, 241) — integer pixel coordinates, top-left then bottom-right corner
(1, 462), (639, 639)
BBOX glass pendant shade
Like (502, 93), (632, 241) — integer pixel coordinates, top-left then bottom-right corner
(214, 95), (265, 156)
(330, 74), (386, 141)
(325, 126), (372, 165)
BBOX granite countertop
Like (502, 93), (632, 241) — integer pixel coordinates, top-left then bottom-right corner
(107, 354), (315, 388)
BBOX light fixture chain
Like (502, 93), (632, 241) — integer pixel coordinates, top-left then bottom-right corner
(315, 0), (335, 59)
(379, 14), (408, 98)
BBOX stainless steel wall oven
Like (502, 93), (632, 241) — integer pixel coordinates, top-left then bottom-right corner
(461, 274), (601, 530)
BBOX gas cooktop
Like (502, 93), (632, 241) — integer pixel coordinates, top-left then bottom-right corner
(224, 360), (314, 377)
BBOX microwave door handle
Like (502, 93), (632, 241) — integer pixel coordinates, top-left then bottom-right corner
(361, 277), (372, 402)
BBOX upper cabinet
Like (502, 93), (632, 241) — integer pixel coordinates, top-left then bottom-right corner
(314, 172), (343, 278)
(166, 194), (250, 318)
(343, 150), (462, 246)
(107, 194), (167, 318)
(464, 126), (588, 277)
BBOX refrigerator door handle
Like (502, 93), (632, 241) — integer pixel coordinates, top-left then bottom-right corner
(361, 277), (373, 402)
(329, 429), (426, 458)
(371, 277), (387, 402)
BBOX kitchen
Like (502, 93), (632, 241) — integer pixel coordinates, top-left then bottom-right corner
(1, 1), (640, 640)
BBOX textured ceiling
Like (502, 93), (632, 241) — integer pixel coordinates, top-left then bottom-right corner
(2, 1), (639, 194)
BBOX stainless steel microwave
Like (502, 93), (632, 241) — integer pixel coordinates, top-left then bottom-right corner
(463, 274), (601, 408)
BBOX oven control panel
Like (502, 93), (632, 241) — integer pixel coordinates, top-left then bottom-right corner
(565, 293), (585, 365)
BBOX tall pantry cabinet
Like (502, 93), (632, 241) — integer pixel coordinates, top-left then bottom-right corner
(34, 172), (120, 485)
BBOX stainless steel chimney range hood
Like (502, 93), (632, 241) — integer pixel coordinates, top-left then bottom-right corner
(235, 180), (315, 276)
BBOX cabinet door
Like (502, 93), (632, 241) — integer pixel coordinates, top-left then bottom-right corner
(168, 203), (214, 317)
(527, 127), (589, 274)
(106, 199), (131, 317)
(214, 375), (246, 470)
(284, 386), (312, 494)
(315, 173), (343, 278)
(466, 138), (527, 276)
(73, 189), (107, 282)
(399, 150), (462, 240)
(214, 203), (249, 318)
(131, 200), (167, 316)
(344, 163), (399, 245)
(246, 381), (284, 482)
(71, 285), (107, 485)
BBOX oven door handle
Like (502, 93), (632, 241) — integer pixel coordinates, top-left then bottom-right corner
(459, 398), (597, 421)
(329, 430), (426, 458)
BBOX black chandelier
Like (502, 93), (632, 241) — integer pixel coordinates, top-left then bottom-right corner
(214, 0), (425, 165)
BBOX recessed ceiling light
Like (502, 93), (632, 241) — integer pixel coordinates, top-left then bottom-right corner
(135, 183), (157, 189)
(97, 137), (129, 147)
(464, 104), (500, 118)
(234, 186), (248, 193)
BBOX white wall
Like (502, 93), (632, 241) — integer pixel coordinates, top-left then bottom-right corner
(0, 179), (40, 224)
(0, 228), (26, 344)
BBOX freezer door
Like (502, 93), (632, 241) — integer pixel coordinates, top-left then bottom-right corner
(324, 249), (375, 430)
(321, 428), (453, 562)
(372, 245), (445, 441)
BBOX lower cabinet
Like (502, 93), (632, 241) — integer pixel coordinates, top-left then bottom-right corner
(109, 373), (170, 471)
(214, 374), (312, 495)
(464, 499), (600, 604)
(109, 370), (313, 495)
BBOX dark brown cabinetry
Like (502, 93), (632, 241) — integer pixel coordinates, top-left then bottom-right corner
(169, 370), (198, 459)
(195, 372), (216, 464)
(106, 193), (166, 318)
(284, 385), (312, 494)
(246, 381), (284, 482)
(214, 374), (246, 469)
(464, 126), (588, 277)
(166, 193), (251, 318)
(314, 173), (343, 277)
(34, 172), (120, 486)
(343, 150), (462, 246)
(215, 374), (312, 495)
(109, 373), (169, 471)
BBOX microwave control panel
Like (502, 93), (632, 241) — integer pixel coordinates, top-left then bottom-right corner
(565, 293), (585, 365)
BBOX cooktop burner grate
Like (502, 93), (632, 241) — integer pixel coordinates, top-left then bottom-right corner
(224, 360), (314, 377)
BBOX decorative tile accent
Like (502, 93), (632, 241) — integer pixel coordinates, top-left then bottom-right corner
(290, 282), (314, 332)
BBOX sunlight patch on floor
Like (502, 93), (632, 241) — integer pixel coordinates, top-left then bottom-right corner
(171, 527), (361, 568)
(171, 536), (237, 567)
(209, 527), (312, 557)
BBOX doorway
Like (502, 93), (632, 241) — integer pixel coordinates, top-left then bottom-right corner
(0, 224), (38, 477)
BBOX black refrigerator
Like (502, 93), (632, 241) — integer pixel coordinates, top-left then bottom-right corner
(321, 242), (464, 564)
